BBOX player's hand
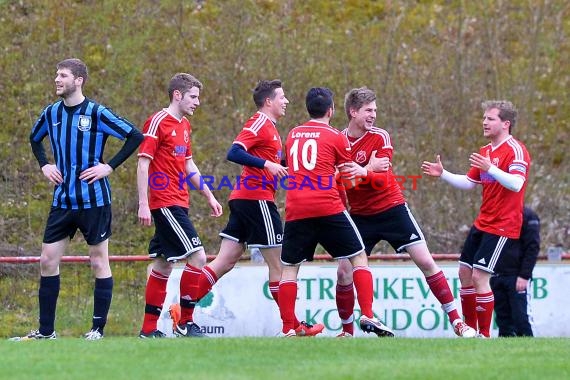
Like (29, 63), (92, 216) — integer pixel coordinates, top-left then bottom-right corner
(515, 277), (529, 292)
(338, 161), (367, 180)
(264, 161), (288, 179)
(365, 150), (390, 172)
(79, 163), (113, 184)
(421, 155), (444, 177)
(138, 204), (152, 226)
(208, 196), (223, 217)
(41, 164), (63, 185)
(469, 152), (492, 172)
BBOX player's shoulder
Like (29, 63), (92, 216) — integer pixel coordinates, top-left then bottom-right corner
(243, 112), (274, 134)
(368, 127), (391, 140)
(507, 136), (529, 150)
(83, 97), (106, 113)
(505, 136), (530, 160)
(144, 109), (172, 136)
(50, 99), (64, 108)
(42, 100), (62, 114)
(369, 126), (388, 135)
(146, 109), (171, 124)
(290, 122), (337, 134)
(324, 124), (342, 135)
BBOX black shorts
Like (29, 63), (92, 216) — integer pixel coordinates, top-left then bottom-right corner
(460, 226), (520, 273)
(43, 205), (112, 245)
(281, 211), (364, 265)
(220, 199), (283, 248)
(149, 206), (203, 262)
(350, 203), (424, 254)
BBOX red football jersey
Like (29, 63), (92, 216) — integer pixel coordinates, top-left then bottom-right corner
(341, 127), (406, 215)
(229, 112), (283, 201)
(138, 109), (193, 210)
(467, 136), (531, 238)
(284, 120), (351, 221)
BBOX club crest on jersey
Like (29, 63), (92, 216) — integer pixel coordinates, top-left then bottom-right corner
(355, 151), (367, 164)
(78, 115), (92, 132)
(184, 130), (189, 143)
(492, 157), (499, 166)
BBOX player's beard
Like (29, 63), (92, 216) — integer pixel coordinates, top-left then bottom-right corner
(57, 83), (78, 99)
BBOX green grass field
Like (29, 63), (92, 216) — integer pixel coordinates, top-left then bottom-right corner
(2, 337), (568, 380)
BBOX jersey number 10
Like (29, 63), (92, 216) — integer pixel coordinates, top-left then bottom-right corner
(289, 139), (317, 171)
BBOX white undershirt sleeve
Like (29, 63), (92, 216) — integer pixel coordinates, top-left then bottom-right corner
(487, 165), (525, 192)
(440, 169), (477, 190)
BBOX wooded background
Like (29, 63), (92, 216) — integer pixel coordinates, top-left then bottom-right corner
(0, 0), (568, 257)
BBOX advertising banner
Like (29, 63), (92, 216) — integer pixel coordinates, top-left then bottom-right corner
(157, 263), (570, 337)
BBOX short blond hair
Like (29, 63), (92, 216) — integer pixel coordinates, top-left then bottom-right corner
(482, 100), (517, 129)
(344, 87), (376, 121)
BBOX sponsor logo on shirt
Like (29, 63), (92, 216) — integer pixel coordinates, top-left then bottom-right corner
(173, 145), (187, 157)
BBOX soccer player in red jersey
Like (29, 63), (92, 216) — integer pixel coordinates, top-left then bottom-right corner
(278, 87), (394, 337)
(422, 100), (531, 338)
(334, 87), (475, 338)
(193, 80), (323, 336)
(137, 73), (223, 338)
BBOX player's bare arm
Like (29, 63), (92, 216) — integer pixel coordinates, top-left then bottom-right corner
(136, 157), (152, 226)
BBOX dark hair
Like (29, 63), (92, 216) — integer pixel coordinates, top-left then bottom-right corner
(168, 73), (203, 101)
(253, 79), (282, 108)
(306, 87), (334, 118)
(482, 100), (518, 132)
(344, 87), (376, 121)
(56, 58), (88, 87)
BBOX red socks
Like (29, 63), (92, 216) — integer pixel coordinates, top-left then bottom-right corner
(271, 281), (301, 328)
(179, 263), (202, 324)
(353, 267), (373, 318)
(196, 265), (218, 300)
(425, 271), (461, 323)
(476, 291), (494, 337)
(336, 283), (355, 335)
(141, 270), (168, 334)
(278, 280), (297, 333)
(460, 286), (478, 330)
(269, 281), (280, 304)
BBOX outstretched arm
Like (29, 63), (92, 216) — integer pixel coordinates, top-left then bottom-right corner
(422, 154), (476, 190)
